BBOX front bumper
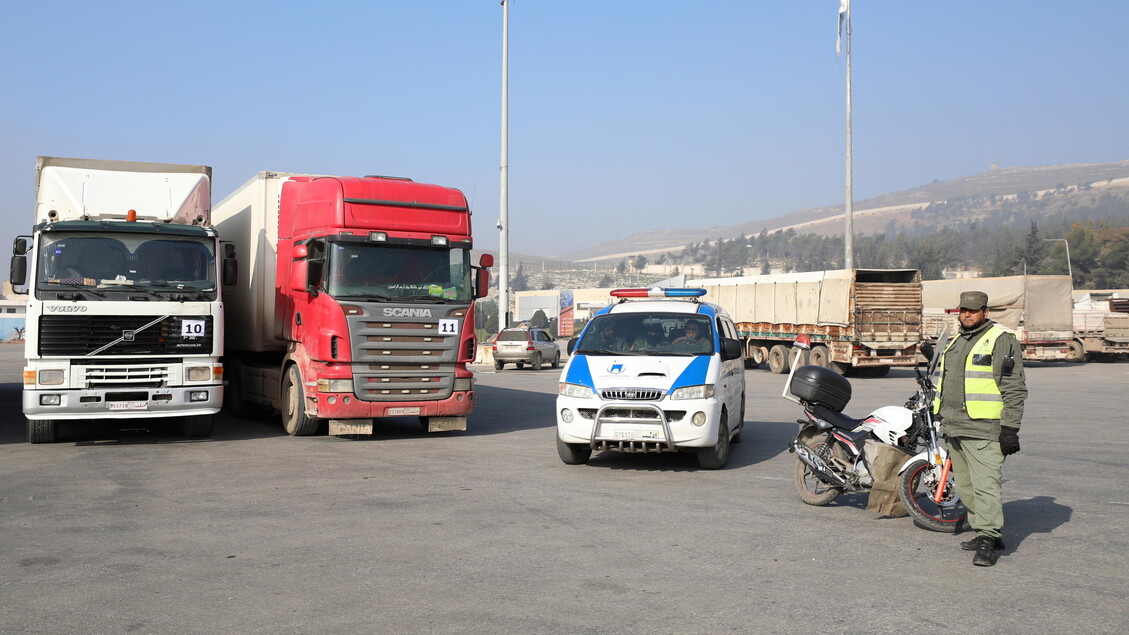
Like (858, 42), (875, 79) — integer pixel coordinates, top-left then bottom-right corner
(556, 396), (722, 451)
(307, 390), (476, 419)
(24, 385), (223, 420)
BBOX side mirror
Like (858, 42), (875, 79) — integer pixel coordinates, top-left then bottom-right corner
(222, 258), (238, 286)
(13, 237), (29, 255)
(567, 337), (578, 355)
(290, 260), (309, 293)
(479, 253), (494, 268)
(9, 255), (27, 290)
(721, 337), (742, 361)
(919, 341), (934, 363)
(475, 267), (490, 299)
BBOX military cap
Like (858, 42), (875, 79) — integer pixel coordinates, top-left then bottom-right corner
(958, 291), (989, 311)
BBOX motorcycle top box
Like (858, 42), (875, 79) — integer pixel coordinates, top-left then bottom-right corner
(789, 365), (851, 412)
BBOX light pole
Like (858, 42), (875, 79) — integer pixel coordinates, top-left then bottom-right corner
(1044, 238), (1072, 283)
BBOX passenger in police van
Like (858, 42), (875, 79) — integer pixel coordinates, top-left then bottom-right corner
(586, 321), (627, 352)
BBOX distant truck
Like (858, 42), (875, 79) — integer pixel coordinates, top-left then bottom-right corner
(212, 172), (492, 437)
(1071, 291), (1129, 361)
(9, 156), (234, 443)
(688, 269), (923, 376)
(921, 275), (1074, 362)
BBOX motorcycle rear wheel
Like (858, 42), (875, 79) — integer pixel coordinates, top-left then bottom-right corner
(898, 459), (969, 532)
(793, 434), (844, 506)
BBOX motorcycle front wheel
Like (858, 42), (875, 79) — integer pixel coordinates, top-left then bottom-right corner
(793, 434), (844, 506)
(898, 459), (968, 532)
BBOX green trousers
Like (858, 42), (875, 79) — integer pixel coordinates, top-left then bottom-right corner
(948, 436), (1005, 539)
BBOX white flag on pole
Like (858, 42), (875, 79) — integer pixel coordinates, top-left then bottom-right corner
(837, 0), (850, 56)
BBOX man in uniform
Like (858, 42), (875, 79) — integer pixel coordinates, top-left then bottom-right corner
(935, 291), (1027, 567)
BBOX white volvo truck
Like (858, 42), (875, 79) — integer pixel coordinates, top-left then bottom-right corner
(9, 157), (236, 443)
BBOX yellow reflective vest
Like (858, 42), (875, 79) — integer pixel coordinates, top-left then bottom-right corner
(934, 325), (1006, 420)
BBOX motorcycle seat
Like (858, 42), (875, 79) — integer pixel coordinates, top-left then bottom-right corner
(812, 404), (869, 431)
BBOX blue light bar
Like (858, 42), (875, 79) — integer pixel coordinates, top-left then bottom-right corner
(610, 287), (707, 298)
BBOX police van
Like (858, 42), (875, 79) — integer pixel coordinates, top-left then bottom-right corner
(555, 288), (746, 469)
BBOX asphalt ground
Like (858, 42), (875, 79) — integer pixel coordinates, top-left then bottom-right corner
(1, 345), (1127, 633)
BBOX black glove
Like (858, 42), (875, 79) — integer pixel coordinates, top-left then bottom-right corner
(999, 427), (1020, 456)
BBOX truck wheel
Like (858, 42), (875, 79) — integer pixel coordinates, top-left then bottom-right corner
(556, 434), (592, 465)
(830, 361), (851, 375)
(182, 414), (214, 438)
(768, 345), (791, 374)
(809, 345), (831, 369)
(752, 346), (769, 366)
(27, 419), (58, 444)
(532, 353), (543, 371)
(494, 360), (505, 371)
(1067, 341), (1085, 363)
(283, 365), (319, 436)
(697, 411), (730, 469)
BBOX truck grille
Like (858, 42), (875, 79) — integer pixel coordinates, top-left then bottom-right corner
(600, 388), (664, 401)
(82, 362), (171, 388)
(39, 315), (213, 356)
(344, 304), (470, 402)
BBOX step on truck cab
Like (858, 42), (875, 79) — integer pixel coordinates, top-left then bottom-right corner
(9, 156), (234, 443)
(555, 288), (746, 469)
(213, 172), (491, 437)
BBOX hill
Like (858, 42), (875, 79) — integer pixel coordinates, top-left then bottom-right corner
(558, 160), (1129, 262)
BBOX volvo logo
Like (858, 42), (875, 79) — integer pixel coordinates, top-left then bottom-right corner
(122, 330), (135, 341)
(47, 305), (87, 312)
(382, 308), (434, 318)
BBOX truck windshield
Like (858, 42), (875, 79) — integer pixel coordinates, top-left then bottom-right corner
(574, 313), (715, 356)
(326, 243), (472, 302)
(36, 232), (217, 299)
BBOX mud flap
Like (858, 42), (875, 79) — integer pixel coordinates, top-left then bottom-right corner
(426, 416), (467, 432)
(329, 420), (374, 436)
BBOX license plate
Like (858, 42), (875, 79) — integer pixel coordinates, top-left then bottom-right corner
(108, 401), (148, 411)
(615, 429), (657, 439)
(386, 407), (421, 416)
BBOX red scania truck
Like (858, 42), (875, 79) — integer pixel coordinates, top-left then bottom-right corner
(213, 172), (492, 437)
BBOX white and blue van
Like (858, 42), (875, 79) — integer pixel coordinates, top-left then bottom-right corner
(555, 288), (746, 469)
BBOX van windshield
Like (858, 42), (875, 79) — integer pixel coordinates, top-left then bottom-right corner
(575, 313), (714, 356)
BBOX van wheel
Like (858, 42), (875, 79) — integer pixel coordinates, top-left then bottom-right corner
(731, 394), (745, 444)
(697, 411), (730, 469)
(27, 419), (58, 444)
(768, 345), (791, 374)
(557, 435), (592, 465)
(283, 365), (319, 436)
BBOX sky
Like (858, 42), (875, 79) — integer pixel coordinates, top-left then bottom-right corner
(2, 1), (1127, 258)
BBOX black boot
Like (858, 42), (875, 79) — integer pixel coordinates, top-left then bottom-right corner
(961, 535), (1005, 551)
(973, 536), (1000, 567)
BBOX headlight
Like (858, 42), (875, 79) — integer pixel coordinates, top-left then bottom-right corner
(670, 384), (715, 400)
(38, 370), (65, 386)
(558, 383), (594, 399)
(454, 377), (474, 392)
(317, 378), (354, 393)
(186, 366), (212, 382)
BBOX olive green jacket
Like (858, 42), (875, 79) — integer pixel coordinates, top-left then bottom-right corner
(937, 319), (1028, 440)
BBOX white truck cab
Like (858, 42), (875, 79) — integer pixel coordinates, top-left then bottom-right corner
(555, 288), (746, 469)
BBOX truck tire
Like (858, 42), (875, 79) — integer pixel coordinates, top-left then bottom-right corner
(768, 345), (791, 374)
(182, 414), (214, 438)
(809, 345), (831, 369)
(1067, 340), (1085, 363)
(27, 419), (58, 444)
(283, 365), (319, 436)
(752, 346), (769, 366)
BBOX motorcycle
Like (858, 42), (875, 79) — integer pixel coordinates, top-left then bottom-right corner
(782, 333), (968, 532)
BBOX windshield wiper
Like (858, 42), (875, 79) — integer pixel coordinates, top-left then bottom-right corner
(48, 283), (107, 300)
(396, 294), (450, 304)
(337, 293), (395, 302)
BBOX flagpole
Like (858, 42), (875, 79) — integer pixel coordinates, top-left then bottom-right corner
(498, 0), (510, 332)
(844, 2), (854, 270)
